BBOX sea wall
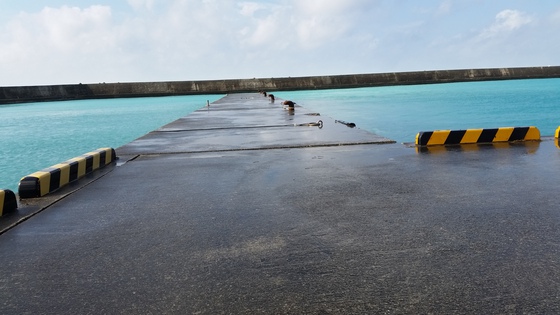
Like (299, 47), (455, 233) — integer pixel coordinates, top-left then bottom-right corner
(1, 66), (560, 104)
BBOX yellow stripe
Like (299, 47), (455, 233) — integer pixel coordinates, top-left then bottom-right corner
(525, 126), (540, 140)
(427, 130), (450, 146)
(52, 163), (71, 187)
(460, 129), (483, 144)
(107, 148), (114, 163)
(494, 127), (514, 142)
(93, 152), (100, 170)
(556, 127), (560, 139)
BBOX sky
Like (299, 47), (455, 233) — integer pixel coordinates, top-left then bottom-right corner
(0, 0), (559, 86)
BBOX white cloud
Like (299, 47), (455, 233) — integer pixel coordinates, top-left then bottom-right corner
(0, 1), (558, 86)
(550, 8), (560, 23)
(236, 0), (372, 50)
(494, 9), (533, 30)
(292, 0), (368, 49)
(1, 5), (114, 56)
(478, 9), (533, 40)
(242, 11), (289, 47)
(45, 6), (114, 52)
(0, 0), (383, 85)
(236, 2), (290, 48)
(0, 5), (121, 85)
(127, 0), (155, 11)
(238, 2), (266, 17)
(436, 0), (452, 16)
(295, 0), (366, 15)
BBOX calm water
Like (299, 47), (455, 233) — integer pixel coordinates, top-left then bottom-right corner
(275, 78), (560, 143)
(0, 95), (223, 191)
(1, 78), (559, 192)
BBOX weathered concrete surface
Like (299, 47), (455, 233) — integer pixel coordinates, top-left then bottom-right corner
(117, 94), (393, 156)
(2, 66), (560, 104)
(1, 93), (560, 314)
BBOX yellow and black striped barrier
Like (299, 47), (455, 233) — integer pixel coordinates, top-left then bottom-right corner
(0, 189), (17, 216)
(18, 148), (117, 198)
(416, 126), (540, 146)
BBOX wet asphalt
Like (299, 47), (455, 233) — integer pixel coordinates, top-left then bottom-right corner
(1, 93), (560, 314)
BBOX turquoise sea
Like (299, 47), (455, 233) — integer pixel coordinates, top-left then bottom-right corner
(0, 95), (223, 192)
(1, 78), (559, 192)
(274, 78), (560, 144)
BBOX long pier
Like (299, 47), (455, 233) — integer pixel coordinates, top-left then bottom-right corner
(1, 93), (560, 313)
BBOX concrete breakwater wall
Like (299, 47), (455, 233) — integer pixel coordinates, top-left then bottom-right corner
(1, 66), (559, 104)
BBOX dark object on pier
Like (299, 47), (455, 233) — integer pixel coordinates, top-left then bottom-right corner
(335, 120), (356, 128)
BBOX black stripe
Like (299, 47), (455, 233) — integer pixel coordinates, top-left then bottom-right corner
(49, 168), (61, 191)
(1, 189), (17, 214)
(85, 155), (94, 173)
(68, 161), (80, 181)
(478, 129), (498, 143)
(417, 131), (433, 146)
(99, 150), (107, 166)
(445, 130), (467, 145)
(110, 148), (116, 162)
(18, 177), (40, 198)
(508, 127), (529, 141)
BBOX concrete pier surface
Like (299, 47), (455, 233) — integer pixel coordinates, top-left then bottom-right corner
(1, 93), (560, 314)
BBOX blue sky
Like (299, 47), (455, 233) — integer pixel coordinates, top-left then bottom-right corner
(0, 0), (559, 86)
